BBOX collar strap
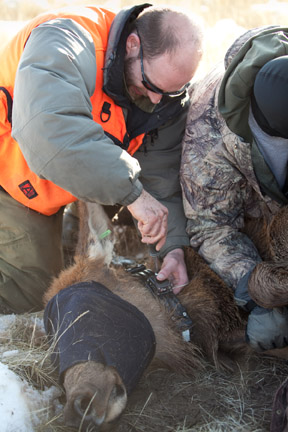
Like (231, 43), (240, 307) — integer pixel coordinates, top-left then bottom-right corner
(126, 264), (193, 342)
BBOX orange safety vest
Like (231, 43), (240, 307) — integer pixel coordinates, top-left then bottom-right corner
(0, 6), (145, 215)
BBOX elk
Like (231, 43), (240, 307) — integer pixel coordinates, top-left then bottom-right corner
(43, 201), (245, 431)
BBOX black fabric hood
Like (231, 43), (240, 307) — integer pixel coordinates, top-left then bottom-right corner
(44, 281), (156, 394)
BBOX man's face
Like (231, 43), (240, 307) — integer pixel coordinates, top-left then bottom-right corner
(124, 55), (150, 103)
(124, 33), (197, 105)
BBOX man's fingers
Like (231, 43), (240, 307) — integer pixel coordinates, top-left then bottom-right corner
(139, 217), (167, 246)
(138, 212), (167, 240)
(138, 220), (167, 237)
(141, 232), (167, 250)
(140, 211), (167, 235)
(155, 248), (188, 293)
(154, 236), (166, 251)
(127, 189), (168, 250)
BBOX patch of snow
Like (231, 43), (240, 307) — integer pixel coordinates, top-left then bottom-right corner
(0, 362), (62, 431)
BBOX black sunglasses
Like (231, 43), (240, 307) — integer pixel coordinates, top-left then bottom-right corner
(138, 33), (189, 97)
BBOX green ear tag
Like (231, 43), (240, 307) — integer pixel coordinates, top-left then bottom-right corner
(99, 229), (112, 239)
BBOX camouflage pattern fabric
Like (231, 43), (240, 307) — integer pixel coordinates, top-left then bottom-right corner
(180, 27), (286, 291)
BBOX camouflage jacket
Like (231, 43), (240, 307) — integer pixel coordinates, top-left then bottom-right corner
(181, 26), (288, 290)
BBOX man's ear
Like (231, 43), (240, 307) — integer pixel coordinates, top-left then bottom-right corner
(126, 32), (140, 57)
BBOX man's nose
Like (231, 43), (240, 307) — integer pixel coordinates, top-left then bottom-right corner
(147, 91), (162, 104)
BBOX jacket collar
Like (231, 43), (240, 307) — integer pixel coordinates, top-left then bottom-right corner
(102, 3), (151, 108)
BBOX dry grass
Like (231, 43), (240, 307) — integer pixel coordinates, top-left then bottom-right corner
(113, 353), (288, 432)
(0, 313), (55, 386)
(1, 0), (288, 27)
(2, 314), (287, 432)
(2, 0), (288, 73)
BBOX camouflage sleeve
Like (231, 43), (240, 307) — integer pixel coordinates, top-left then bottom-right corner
(180, 66), (261, 290)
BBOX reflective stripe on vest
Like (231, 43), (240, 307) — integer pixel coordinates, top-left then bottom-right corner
(0, 6), (144, 215)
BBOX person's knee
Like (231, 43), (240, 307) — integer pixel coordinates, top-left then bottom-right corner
(0, 196), (64, 313)
(0, 268), (52, 314)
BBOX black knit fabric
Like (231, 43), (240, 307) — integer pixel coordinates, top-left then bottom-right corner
(44, 281), (156, 394)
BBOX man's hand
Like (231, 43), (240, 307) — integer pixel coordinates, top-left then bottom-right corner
(127, 189), (168, 251)
(156, 248), (188, 294)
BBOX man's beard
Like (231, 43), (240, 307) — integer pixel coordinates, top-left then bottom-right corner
(124, 56), (136, 88)
(123, 56), (143, 101)
(123, 56), (156, 112)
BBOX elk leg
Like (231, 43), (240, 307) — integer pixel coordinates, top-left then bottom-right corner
(248, 206), (288, 308)
(268, 206), (288, 262)
(248, 262), (288, 308)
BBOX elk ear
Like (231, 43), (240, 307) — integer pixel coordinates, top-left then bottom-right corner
(105, 377), (128, 423)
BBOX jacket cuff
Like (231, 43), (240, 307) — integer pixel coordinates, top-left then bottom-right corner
(119, 179), (143, 206)
(158, 236), (190, 259)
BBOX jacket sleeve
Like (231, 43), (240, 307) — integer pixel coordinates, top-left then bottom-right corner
(134, 107), (190, 258)
(180, 68), (262, 290)
(11, 18), (142, 206)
